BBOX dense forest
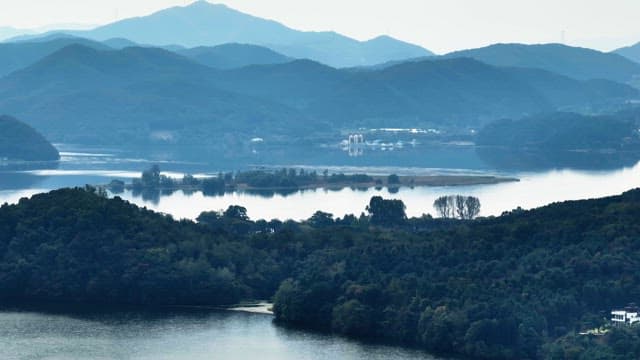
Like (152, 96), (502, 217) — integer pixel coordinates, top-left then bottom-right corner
(0, 115), (59, 161)
(2, 187), (640, 359)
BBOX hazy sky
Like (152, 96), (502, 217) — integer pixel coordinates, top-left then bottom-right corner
(1, 0), (639, 53)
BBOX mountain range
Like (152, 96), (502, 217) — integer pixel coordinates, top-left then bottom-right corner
(0, 45), (313, 146)
(0, 36), (111, 78)
(1, 1), (639, 153)
(444, 43), (640, 84)
(0, 35), (295, 78)
(8, 1), (432, 68)
(368, 43), (640, 86)
(0, 44), (636, 147)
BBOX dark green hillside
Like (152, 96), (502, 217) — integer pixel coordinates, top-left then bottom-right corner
(273, 189), (640, 359)
(3, 187), (640, 358)
(0, 115), (59, 161)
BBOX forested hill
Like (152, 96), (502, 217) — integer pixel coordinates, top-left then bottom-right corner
(2, 187), (640, 358)
(0, 115), (59, 161)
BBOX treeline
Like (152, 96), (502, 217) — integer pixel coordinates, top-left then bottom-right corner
(2, 187), (640, 359)
(122, 166), (382, 196)
(545, 326), (640, 359)
(433, 195), (481, 219)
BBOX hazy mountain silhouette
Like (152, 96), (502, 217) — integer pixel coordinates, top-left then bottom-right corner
(0, 36), (110, 77)
(0, 115), (59, 161)
(176, 43), (292, 69)
(443, 43), (640, 84)
(0, 45), (636, 147)
(213, 57), (637, 125)
(0, 35), (292, 77)
(0, 45), (314, 145)
(0, 27), (34, 42)
(615, 42), (640, 64)
(51, 1), (432, 67)
(102, 38), (139, 49)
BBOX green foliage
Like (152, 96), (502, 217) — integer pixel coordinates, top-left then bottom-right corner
(366, 196), (407, 226)
(433, 195), (481, 219)
(3, 188), (640, 359)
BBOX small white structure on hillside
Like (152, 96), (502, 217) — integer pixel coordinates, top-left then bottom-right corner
(612, 305), (640, 326)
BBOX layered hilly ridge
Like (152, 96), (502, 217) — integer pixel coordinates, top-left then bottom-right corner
(0, 43), (636, 147)
(39, 1), (432, 68)
(444, 43), (640, 84)
(176, 43), (292, 69)
(0, 36), (111, 78)
(0, 45), (314, 145)
(212, 57), (637, 125)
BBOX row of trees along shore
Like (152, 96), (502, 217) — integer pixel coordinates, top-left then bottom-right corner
(2, 187), (640, 359)
(123, 165), (407, 194)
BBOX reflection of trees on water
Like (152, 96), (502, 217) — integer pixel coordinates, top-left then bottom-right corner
(131, 188), (161, 204)
(128, 184), (393, 203)
(476, 146), (640, 171)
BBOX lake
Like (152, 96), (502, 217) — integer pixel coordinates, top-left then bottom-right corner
(0, 307), (440, 360)
(1, 144), (640, 359)
(1, 145), (640, 220)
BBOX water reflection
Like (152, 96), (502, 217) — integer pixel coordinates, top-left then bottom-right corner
(111, 161), (640, 221)
(0, 161), (58, 191)
(0, 305), (440, 360)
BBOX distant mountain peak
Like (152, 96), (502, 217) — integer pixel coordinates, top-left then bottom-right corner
(29, 1), (433, 67)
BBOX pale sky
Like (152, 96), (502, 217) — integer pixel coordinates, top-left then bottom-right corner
(1, 0), (639, 53)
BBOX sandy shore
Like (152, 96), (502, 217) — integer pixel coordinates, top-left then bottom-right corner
(227, 301), (274, 315)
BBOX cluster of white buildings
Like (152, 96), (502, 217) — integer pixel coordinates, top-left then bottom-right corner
(611, 305), (640, 326)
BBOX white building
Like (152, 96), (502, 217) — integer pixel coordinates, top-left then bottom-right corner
(611, 305), (640, 326)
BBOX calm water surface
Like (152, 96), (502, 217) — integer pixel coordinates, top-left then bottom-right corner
(1, 146), (640, 220)
(0, 308), (440, 360)
(1, 145), (639, 359)
(112, 162), (640, 220)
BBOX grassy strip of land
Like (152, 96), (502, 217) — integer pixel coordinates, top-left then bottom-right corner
(105, 166), (518, 195)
